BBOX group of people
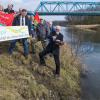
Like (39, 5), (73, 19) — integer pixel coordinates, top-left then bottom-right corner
(0, 4), (64, 78)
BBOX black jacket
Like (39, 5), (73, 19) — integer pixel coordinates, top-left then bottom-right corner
(4, 8), (14, 14)
(12, 15), (32, 35)
(36, 23), (50, 40)
(47, 33), (63, 51)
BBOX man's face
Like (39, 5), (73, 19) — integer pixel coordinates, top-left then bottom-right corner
(19, 8), (22, 13)
(8, 4), (13, 10)
(0, 5), (3, 11)
(21, 11), (27, 17)
(49, 22), (52, 27)
(56, 28), (60, 34)
(41, 19), (44, 24)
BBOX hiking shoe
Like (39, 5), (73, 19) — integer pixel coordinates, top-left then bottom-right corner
(54, 74), (63, 81)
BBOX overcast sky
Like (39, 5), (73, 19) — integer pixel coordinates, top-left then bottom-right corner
(1, 0), (100, 10)
(1, 0), (100, 21)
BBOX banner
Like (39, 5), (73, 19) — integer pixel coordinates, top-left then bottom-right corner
(0, 26), (29, 42)
(0, 11), (14, 26)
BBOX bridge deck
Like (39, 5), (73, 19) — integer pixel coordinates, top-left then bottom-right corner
(33, 1), (100, 16)
(38, 12), (100, 16)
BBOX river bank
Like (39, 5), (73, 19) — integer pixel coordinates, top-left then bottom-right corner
(67, 24), (100, 32)
(53, 20), (100, 32)
(0, 40), (81, 100)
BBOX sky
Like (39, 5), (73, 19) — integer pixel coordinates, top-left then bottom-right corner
(1, 0), (100, 10)
(1, 0), (100, 21)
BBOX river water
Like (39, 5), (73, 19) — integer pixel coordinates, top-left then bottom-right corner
(62, 27), (100, 100)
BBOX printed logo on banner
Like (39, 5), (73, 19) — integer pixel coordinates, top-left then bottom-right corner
(0, 26), (29, 42)
(6, 27), (28, 34)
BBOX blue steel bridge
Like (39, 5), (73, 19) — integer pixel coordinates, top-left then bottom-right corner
(29, 1), (100, 16)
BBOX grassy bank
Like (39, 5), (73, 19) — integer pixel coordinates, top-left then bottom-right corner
(0, 41), (81, 100)
(69, 24), (100, 32)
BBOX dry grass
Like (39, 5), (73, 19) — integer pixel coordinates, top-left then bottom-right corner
(0, 41), (81, 100)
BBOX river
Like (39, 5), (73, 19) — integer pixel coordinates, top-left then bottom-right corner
(62, 27), (100, 100)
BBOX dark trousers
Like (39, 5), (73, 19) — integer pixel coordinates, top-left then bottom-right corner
(9, 38), (29, 56)
(39, 45), (60, 75)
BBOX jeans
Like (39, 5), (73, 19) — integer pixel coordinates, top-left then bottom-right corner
(9, 38), (29, 56)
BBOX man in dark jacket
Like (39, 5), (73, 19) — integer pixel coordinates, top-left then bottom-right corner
(36, 19), (49, 40)
(8, 9), (32, 57)
(36, 19), (50, 49)
(39, 26), (64, 78)
(4, 4), (14, 14)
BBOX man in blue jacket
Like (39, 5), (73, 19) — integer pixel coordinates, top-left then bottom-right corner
(8, 9), (32, 57)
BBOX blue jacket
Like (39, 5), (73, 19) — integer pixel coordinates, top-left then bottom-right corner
(50, 25), (56, 35)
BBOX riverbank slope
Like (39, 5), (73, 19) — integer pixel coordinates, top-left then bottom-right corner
(0, 41), (81, 100)
(70, 24), (100, 31)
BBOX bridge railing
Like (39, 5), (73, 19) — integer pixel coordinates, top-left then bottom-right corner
(33, 1), (100, 16)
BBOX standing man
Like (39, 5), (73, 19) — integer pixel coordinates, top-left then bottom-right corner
(4, 4), (14, 14)
(48, 21), (55, 35)
(36, 19), (50, 49)
(0, 5), (3, 11)
(15, 8), (22, 16)
(8, 9), (32, 57)
(39, 26), (64, 78)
